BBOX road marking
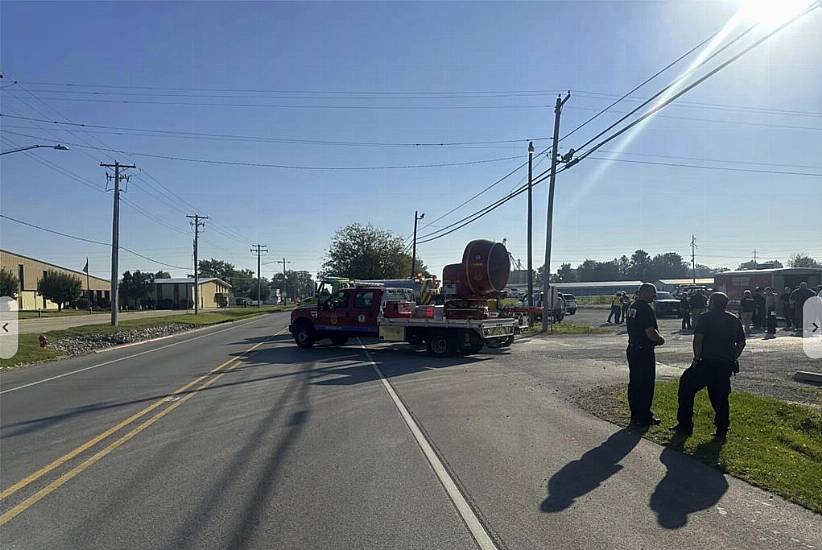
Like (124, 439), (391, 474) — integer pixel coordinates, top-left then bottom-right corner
(0, 327), (285, 503)
(0, 315), (270, 395)
(358, 341), (498, 550)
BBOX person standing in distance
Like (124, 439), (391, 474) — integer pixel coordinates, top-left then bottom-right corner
(791, 282), (816, 335)
(689, 289), (708, 329)
(781, 286), (793, 330)
(680, 291), (692, 332)
(625, 283), (665, 427)
(674, 292), (745, 438)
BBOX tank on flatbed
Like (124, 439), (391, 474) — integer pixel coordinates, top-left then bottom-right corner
(442, 239), (511, 299)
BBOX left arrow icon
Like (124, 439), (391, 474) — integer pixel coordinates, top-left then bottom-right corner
(2, 323), (8, 333)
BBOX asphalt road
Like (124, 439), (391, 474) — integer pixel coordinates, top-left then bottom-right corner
(1, 312), (819, 549)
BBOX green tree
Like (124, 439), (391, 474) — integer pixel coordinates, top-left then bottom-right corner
(617, 255), (631, 279)
(230, 269), (255, 296)
(0, 268), (18, 299)
(119, 271), (155, 308)
(247, 278), (271, 301)
(555, 263), (576, 283)
(272, 270), (315, 301)
(323, 223), (423, 280)
(787, 254), (820, 268)
(738, 259), (782, 270)
(650, 252), (689, 280)
(629, 250), (652, 281)
(37, 270), (81, 311)
(154, 270), (171, 279)
(198, 258), (236, 281)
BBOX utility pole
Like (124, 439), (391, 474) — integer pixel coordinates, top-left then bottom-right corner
(752, 249), (758, 267)
(411, 211), (424, 279)
(541, 92), (571, 332)
(690, 234), (697, 285)
(527, 142), (535, 308)
(277, 257), (291, 303)
(101, 161), (136, 327)
(187, 214), (208, 314)
(250, 244), (268, 307)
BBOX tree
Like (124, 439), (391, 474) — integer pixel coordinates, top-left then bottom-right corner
(555, 263), (576, 283)
(788, 254), (820, 268)
(247, 278), (271, 301)
(198, 259), (235, 282)
(37, 270), (81, 311)
(0, 268), (18, 299)
(154, 270), (171, 279)
(629, 250), (652, 281)
(617, 255), (631, 279)
(737, 259), (783, 270)
(119, 270), (155, 308)
(650, 252), (689, 280)
(272, 270), (315, 300)
(323, 223), (423, 280)
(576, 259), (620, 282)
(230, 269), (255, 296)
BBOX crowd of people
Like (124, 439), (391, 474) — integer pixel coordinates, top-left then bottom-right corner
(676, 282), (821, 338)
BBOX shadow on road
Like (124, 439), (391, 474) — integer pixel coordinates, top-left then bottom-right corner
(649, 435), (729, 529)
(540, 428), (642, 513)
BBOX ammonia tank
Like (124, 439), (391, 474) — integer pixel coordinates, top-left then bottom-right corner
(442, 240), (511, 299)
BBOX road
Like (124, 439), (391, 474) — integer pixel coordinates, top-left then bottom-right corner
(1, 312), (819, 549)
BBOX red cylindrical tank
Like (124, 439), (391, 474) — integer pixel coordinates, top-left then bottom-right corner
(442, 240), (510, 298)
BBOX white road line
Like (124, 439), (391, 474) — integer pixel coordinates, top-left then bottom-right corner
(0, 316), (282, 395)
(359, 341), (498, 550)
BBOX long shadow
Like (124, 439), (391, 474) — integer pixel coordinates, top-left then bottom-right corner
(168, 364), (310, 550)
(649, 435), (729, 529)
(540, 428), (643, 513)
(2, 339), (488, 439)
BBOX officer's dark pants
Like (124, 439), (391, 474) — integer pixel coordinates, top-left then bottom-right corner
(608, 306), (619, 323)
(626, 345), (655, 424)
(766, 307), (777, 334)
(783, 304), (792, 328)
(621, 306), (628, 324)
(681, 311), (691, 330)
(676, 360), (732, 431)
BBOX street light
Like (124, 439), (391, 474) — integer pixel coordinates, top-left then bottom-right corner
(0, 144), (69, 156)
(411, 211), (425, 279)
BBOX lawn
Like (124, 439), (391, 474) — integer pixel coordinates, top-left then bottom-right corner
(579, 381), (822, 513)
(0, 305), (291, 370)
(520, 323), (609, 336)
(17, 309), (102, 320)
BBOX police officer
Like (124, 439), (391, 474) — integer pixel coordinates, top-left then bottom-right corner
(674, 292), (745, 438)
(625, 283), (665, 427)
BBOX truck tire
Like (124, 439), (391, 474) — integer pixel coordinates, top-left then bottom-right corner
(426, 332), (453, 357)
(293, 322), (315, 348)
(329, 334), (348, 346)
(457, 330), (484, 355)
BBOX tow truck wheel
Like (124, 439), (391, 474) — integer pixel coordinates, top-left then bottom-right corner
(426, 333), (453, 357)
(294, 323), (315, 348)
(329, 334), (348, 346)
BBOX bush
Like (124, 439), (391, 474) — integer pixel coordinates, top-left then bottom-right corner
(37, 270), (82, 311)
(73, 297), (92, 310)
(215, 293), (228, 308)
(0, 268), (18, 299)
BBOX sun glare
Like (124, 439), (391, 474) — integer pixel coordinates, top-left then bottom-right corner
(737, 0), (813, 27)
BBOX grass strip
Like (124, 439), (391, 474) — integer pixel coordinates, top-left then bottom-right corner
(1, 306), (292, 370)
(578, 381), (822, 513)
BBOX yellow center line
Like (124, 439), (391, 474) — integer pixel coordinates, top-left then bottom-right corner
(0, 329), (284, 503)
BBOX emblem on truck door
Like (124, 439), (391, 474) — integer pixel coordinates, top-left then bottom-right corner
(358, 314), (366, 323)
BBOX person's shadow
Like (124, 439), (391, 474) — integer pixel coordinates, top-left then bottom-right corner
(649, 435), (729, 529)
(540, 428), (643, 513)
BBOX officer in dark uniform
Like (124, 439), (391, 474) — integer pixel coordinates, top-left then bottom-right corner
(625, 283), (665, 427)
(674, 292), (746, 438)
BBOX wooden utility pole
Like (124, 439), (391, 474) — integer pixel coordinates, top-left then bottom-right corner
(277, 257), (291, 303)
(691, 234), (697, 285)
(250, 244), (268, 306)
(101, 161), (136, 326)
(527, 142), (534, 308)
(187, 214), (208, 314)
(411, 211), (424, 279)
(541, 93), (570, 332)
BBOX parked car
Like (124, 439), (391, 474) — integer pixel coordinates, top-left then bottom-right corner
(562, 293), (577, 315)
(654, 291), (680, 317)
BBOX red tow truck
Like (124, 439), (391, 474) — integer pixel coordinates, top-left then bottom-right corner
(288, 239), (519, 356)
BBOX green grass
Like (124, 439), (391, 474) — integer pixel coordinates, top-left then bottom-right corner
(0, 305), (291, 370)
(500, 298), (521, 307)
(17, 309), (101, 319)
(582, 381), (822, 513)
(575, 295), (613, 305)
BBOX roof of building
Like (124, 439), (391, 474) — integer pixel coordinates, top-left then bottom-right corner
(552, 281), (644, 289)
(154, 277), (231, 287)
(656, 278), (714, 285)
(715, 267), (822, 277)
(0, 248), (110, 286)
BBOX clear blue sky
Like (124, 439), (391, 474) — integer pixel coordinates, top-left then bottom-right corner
(2, 1), (820, 281)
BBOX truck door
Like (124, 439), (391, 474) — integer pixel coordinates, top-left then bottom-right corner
(315, 290), (351, 333)
(340, 289), (380, 336)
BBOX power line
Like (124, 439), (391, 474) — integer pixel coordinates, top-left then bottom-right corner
(573, 4), (820, 164)
(586, 156), (822, 177)
(0, 131), (523, 169)
(0, 214), (190, 270)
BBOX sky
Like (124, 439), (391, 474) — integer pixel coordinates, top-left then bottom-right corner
(1, 1), (820, 283)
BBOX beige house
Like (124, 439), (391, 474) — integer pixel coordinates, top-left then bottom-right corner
(0, 249), (111, 310)
(154, 278), (231, 309)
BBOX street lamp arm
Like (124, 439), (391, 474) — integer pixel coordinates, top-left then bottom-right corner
(0, 144), (69, 156)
